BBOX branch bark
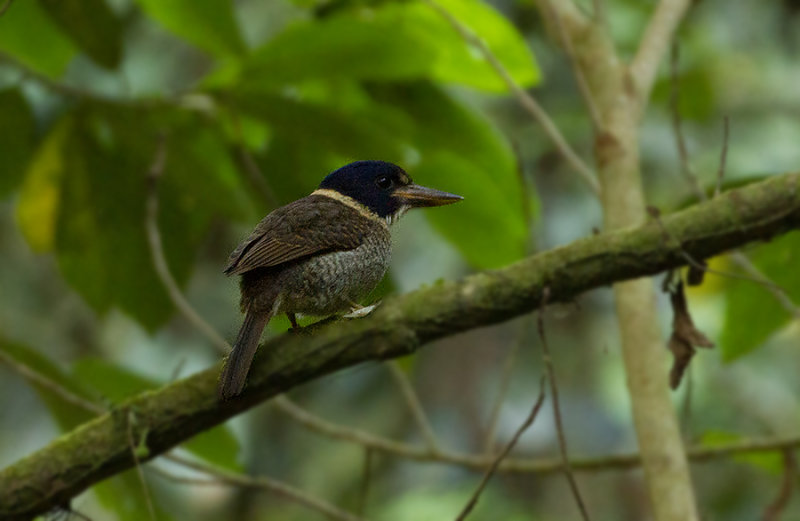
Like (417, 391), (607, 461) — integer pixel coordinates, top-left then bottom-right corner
(1, 173), (799, 521)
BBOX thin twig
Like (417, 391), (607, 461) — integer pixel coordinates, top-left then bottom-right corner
(669, 42), (705, 200)
(273, 391), (800, 474)
(715, 116), (730, 197)
(423, 0), (601, 195)
(144, 135), (232, 355)
(455, 377), (547, 521)
(230, 111), (280, 209)
(0, 350), (105, 415)
(483, 325), (523, 455)
(0, 0), (13, 17)
(387, 361), (440, 451)
(669, 57), (800, 318)
(591, 0), (607, 28)
(729, 253), (800, 318)
(355, 448), (373, 517)
(537, 288), (591, 521)
(126, 409), (157, 521)
(630, 0), (692, 106)
(542, 0), (604, 130)
(761, 449), (797, 521)
(164, 454), (370, 521)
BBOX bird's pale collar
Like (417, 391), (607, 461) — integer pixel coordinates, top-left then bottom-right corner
(311, 189), (391, 227)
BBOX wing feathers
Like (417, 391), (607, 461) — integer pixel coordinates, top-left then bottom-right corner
(224, 194), (381, 276)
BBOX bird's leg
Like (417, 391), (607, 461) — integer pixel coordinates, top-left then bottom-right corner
(287, 312), (300, 331)
(343, 301), (381, 319)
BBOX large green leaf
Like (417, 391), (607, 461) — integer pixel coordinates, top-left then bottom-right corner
(17, 107), (248, 330)
(0, 0), (77, 77)
(38, 0), (123, 69)
(73, 358), (242, 471)
(134, 0), (245, 57)
(370, 82), (531, 268)
(721, 231), (800, 361)
(239, 0), (539, 92)
(0, 88), (36, 198)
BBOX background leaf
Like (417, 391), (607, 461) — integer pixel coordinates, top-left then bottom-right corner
(0, 88), (36, 198)
(37, 0), (124, 69)
(0, 0), (77, 77)
(73, 358), (242, 471)
(134, 0), (245, 57)
(720, 231), (800, 361)
(238, 0), (539, 91)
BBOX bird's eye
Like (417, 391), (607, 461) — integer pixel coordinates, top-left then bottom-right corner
(376, 176), (393, 190)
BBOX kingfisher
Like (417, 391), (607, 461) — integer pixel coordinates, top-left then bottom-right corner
(218, 160), (462, 399)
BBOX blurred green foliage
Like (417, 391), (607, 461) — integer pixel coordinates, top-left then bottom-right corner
(0, 0), (799, 520)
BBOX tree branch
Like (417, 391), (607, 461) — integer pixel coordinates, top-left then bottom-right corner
(1, 173), (799, 521)
(630, 0), (692, 108)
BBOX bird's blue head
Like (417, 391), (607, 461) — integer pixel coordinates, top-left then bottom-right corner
(318, 160), (462, 221)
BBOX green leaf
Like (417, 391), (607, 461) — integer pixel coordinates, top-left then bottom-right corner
(0, 88), (37, 197)
(0, 0), (77, 77)
(700, 431), (782, 473)
(134, 0), (245, 57)
(0, 340), (98, 430)
(94, 470), (174, 521)
(73, 358), (242, 471)
(427, 0), (540, 91)
(721, 231), (800, 361)
(37, 0), (123, 69)
(16, 117), (72, 252)
(18, 107), (249, 330)
(239, 0), (539, 92)
(370, 82), (532, 268)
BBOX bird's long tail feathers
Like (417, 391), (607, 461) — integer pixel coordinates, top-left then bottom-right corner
(218, 309), (271, 400)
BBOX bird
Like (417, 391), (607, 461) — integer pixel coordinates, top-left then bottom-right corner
(218, 160), (463, 400)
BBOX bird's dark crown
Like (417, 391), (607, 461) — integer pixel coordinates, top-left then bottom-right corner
(319, 160), (411, 218)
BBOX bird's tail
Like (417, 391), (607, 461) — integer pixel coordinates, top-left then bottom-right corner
(218, 309), (271, 400)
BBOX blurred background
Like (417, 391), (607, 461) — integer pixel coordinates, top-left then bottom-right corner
(1, 0), (799, 519)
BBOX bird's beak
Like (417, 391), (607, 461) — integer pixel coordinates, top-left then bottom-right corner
(392, 184), (463, 207)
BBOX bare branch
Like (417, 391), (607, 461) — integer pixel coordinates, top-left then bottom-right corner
(126, 410), (157, 521)
(715, 116), (730, 197)
(669, 42), (705, 200)
(387, 361), (440, 451)
(483, 325), (523, 454)
(630, 0), (692, 107)
(455, 377), (547, 521)
(163, 455), (370, 521)
(541, 0), (604, 130)
(761, 450), (797, 521)
(0, 350), (105, 415)
(423, 0), (601, 195)
(0, 0), (13, 17)
(537, 289), (591, 521)
(144, 136), (232, 356)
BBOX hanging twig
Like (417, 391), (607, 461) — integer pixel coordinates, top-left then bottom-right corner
(126, 409), (157, 521)
(423, 0), (601, 195)
(163, 454), (370, 521)
(761, 449), (797, 521)
(387, 361), (440, 451)
(537, 288), (592, 521)
(144, 135), (231, 355)
(455, 377), (547, 521)
(714, 116), (730, 198)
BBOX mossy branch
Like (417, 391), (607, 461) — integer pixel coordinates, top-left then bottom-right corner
(1, 173), (799, 521)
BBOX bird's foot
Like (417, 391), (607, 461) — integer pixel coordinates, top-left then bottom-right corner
(343, 302), (380, 319)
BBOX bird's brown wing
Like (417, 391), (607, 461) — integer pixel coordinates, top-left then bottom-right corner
(224, 194), (380, 276)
